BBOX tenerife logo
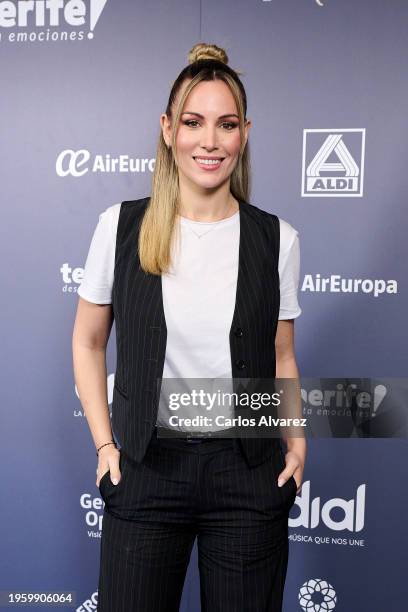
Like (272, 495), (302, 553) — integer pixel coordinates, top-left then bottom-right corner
(0, 0), (108, 44)
(302, 129), (365, 197)
(299, 578), (337, 611)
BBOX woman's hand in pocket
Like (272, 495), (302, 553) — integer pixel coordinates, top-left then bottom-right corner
(96, 446), (122, 487)
(278, 450), (304, 493)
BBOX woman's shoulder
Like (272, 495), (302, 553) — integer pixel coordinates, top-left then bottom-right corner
(243, 201), (299, 249)
(98, 202), (122, 224)
(278, 217), (300, 248)
(98, 197), (150, 222)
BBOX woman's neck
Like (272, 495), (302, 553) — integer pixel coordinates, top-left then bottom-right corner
(178, 192), (239, 222)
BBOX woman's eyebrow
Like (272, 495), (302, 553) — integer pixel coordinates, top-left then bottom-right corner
(181, 111), (239, 119)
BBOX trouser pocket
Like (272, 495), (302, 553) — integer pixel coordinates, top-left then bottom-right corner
(98, 451), (127, 502)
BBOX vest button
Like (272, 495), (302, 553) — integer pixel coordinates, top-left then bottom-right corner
(235, 359), (246, 369)
(234, 327), (243, 337)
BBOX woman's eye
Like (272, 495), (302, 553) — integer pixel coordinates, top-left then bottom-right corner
(182, 120), (238, 130)
(221, 122), (238, 130)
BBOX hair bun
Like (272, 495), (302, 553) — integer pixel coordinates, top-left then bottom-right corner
(188, 43), (229, 65)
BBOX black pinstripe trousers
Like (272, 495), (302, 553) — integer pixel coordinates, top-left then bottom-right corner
(97, 429), (297, 612)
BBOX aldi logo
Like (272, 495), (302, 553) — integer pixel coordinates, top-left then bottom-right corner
(301, 128), (365, 197)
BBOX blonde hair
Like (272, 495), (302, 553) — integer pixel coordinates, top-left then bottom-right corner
(139, 42), (251, 275)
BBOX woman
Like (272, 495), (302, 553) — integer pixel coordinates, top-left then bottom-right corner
(72, 42), (306, 612)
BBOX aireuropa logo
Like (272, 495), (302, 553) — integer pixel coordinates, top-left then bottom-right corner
(0, 0), (108, 44)
(302, 274), (398, 297)
(301, 129), (365, 197)
(299, 578), (337, 611)
(56, 149), (155, 177)
(76, 592), (98, 612)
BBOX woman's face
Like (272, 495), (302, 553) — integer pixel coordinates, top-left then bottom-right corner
(161, 79), (251, 191)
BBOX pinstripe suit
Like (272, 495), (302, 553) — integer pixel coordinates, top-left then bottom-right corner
(97, 198), (297, 611)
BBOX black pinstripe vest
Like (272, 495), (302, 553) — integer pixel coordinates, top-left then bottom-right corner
(111, 197), (281, 468)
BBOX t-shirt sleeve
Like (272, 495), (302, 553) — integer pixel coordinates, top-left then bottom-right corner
(278, 219), (302, 320)
(77, 204), (120, 304)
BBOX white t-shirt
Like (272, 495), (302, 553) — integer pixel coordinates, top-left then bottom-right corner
(77, 203), (302, 431)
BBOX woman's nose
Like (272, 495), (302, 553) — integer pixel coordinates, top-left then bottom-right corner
(200, 126), (217, 149)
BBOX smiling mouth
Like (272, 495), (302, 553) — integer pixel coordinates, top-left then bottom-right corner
(193, 156), (226, 168)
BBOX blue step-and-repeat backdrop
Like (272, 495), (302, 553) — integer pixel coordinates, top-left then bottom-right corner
(1, 1), (407, 611)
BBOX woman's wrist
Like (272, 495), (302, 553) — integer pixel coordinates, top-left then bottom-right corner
(96, 440), (117, 456)
(285, 436), (306, 457)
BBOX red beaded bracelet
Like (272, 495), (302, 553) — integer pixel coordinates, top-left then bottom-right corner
(96, 441), (117, 456)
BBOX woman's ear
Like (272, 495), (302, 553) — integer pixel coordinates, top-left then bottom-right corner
(243, 118), (252, 147)
(160, 113), (171, 148)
